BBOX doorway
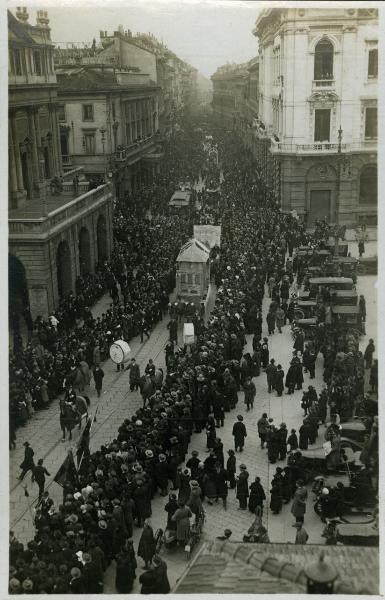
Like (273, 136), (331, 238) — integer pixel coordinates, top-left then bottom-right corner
(309, 189), (331, 224)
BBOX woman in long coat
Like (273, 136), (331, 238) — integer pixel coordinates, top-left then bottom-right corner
(115, 545), (137, 593)
(171, 502), (192, 544)
(138, 521), (156, 568)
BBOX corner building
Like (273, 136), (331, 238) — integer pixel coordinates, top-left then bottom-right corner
(253, 7), (378, 226)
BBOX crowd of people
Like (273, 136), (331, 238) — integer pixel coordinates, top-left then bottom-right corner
(9, 120), (378, 594)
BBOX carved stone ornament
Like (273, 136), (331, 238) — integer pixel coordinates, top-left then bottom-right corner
(308, 91), (339, 105)
(317, 164), (328, 179)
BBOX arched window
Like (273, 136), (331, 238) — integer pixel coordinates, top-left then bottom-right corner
(314, 39), (334, 80)
(359, 165), (377, 205)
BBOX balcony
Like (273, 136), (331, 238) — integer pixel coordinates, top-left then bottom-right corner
(9, 183), (113, 239)
(62, 155), (73, 169)
(312, 79), (335, 89)
(111, 135), (159, 164)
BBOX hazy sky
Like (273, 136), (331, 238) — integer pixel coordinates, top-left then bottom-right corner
(8, 0), (261, 77)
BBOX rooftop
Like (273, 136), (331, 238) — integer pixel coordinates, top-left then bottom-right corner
(173, 541), (379, 594)
(176, 238), (210, 263)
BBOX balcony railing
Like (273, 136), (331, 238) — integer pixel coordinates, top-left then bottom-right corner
(111, 135), (158, 163)
(271, 139), (377, 155)
(9, 184), (112, 236)
(62, 155), (73, 167)
(313, 79), (335, 88)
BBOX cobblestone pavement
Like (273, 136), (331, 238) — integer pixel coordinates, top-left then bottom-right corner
(9, 238), (377, 592)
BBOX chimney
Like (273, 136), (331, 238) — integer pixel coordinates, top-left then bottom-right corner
(36, 10), (49, 28)
(16, 6), (29, 22)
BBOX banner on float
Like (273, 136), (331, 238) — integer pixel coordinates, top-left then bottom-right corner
(194, 225), (221, 248)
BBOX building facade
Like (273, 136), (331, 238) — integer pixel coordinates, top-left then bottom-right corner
(253, 7), (378, 225)
(8, 8), (114, 320)
(55, 63), (161, 198)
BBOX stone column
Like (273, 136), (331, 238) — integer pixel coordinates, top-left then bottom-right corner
(27, 108), (41, 190)
(138, 101), (143, 138)
(48, 104), (58, 174)
(34, 109), (44, 179)
(53, 105), (63, 175)
(10, 114), (24, 191)
(9, 123), (18, 194)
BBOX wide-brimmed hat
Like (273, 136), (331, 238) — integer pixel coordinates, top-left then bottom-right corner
(240, 464), (247, 470)
(98, 520), (107, 530)
(190, 480), (199, 487)
(158, 454), (166, 462)
(145, 450), (154, 458)
(237, 415), (243, 421)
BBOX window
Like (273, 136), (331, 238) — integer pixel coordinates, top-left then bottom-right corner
(368, 49), (378, 78)
(365, 107), (377, 139)
(314, 109), (331, 142)
(83, 133), (96, 154)
(180, 274), (186, 284)
(195, 273), (201, 285)
(359, 166), (377, 205)
(82, 104), (94, 122)
(187, 274), (193, 285)
(33, 50), (42, 75)
(314, 39), (334, 80)
(58, 105), (66, 122)
(12, 48), (23, 75)
(112, 101), (116, 121)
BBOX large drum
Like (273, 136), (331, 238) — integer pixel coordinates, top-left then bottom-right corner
(109, 340), (131, 364)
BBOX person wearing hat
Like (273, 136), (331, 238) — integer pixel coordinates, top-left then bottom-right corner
(186, 451), (200, 479)
(155, 454), (169, 497)
(69, 567), (85, 593)
(82, 552), (103, 593)
(216, 528), (232, 541)
(236, 464), (249, 509)
(152, 555), (171, 594)
(293, 522), (309, 544)
(32, 458), (50, 502)
(92, 365), (105, 398)
(291, 479), (308, 524)
(126, 358), (141, 392)
(232, 415), (247, 452)
(138, 520), (156, 570)
(18, 441), (35, 480)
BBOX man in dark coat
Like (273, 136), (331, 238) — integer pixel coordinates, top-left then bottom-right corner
(154, 454), (169, 496)
(82, 553), (103, 593)
(266, 359), (277, 393)
(236, 464), (249, 509)
(18, 441), (35, 480)
(126, 358), (141, 391)
(32, 458), (50, 502)
(275, 364), (284, 396)
(226, 449), (236, 489)
(92, 366), (104, 397)
(232, 415), (247, 452)
(152, 555), (170, 593)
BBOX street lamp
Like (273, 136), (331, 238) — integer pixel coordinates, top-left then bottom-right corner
(334, 126), (351, 256)
(304, 552), (338, 594)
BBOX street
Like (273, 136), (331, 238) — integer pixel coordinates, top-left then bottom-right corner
(9, 237), (377, 592)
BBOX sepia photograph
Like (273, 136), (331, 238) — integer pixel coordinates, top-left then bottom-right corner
(6, 0), (380, 595)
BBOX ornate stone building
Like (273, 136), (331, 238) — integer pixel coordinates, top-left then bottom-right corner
(253, 7), (378, 225)
(8, 8), (113, 320)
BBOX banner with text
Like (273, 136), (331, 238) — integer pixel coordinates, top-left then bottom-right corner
(194, 225), (221, 248)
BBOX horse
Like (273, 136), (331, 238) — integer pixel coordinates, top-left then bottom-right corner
(60, 395), (90, 441)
